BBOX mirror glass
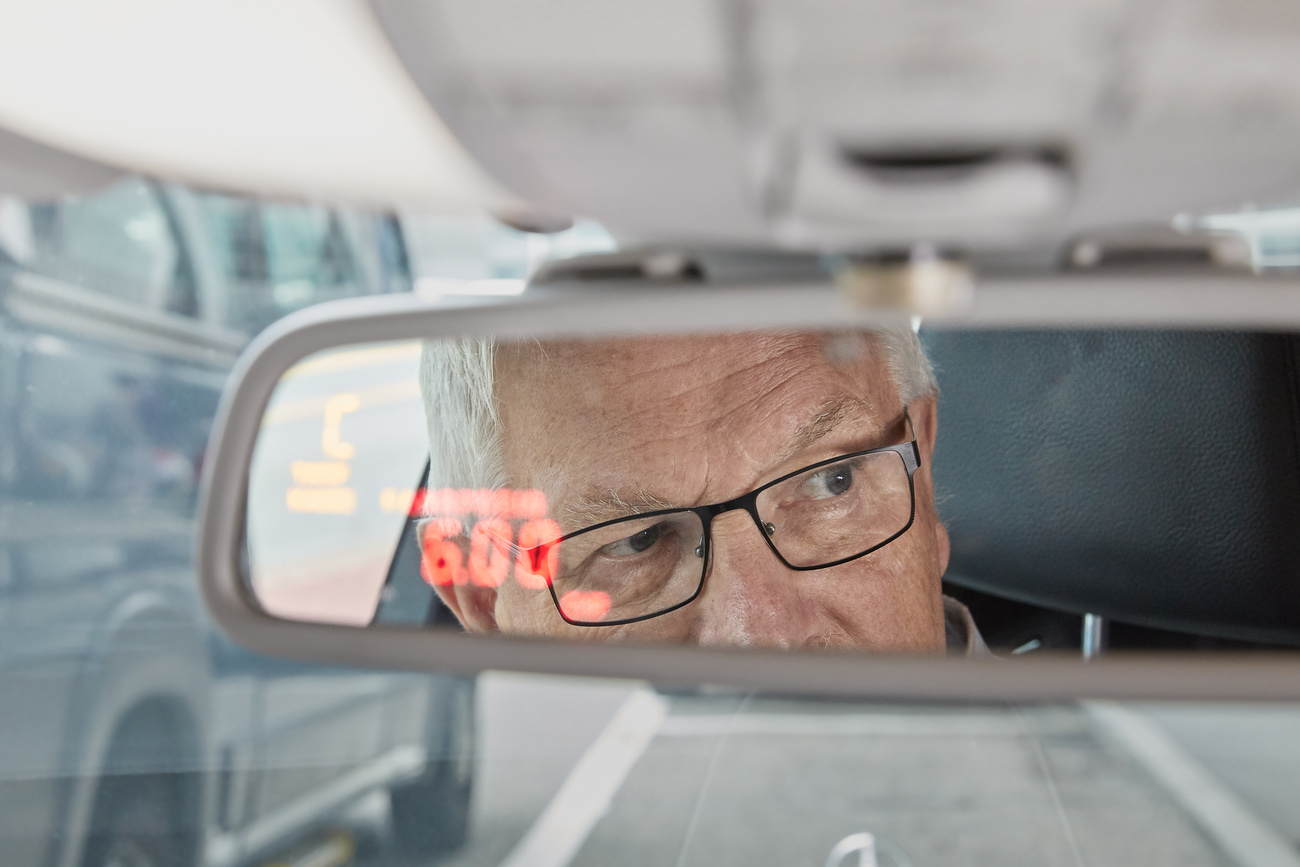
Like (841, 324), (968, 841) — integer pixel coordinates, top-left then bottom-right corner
(246, 327), (1300, 657)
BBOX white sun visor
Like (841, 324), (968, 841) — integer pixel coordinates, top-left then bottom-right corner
(0, 0), (518, 210)
(372, 0), (1300, 251)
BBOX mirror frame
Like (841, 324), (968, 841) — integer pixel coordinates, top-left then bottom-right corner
(198, 266), (1300, 700)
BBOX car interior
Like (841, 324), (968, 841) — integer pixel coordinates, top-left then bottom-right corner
(931, 329), (1300, 654)
(363, 327), (1300, 657)
(11, 2), (1300, 865)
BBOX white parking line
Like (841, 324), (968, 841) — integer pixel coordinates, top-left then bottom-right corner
(498, 688), (668, 867)
(1086, 702), (1300, 867)
(1023, 712), (1086, 867)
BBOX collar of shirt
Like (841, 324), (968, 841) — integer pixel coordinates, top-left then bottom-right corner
(943, 595), (991, 657)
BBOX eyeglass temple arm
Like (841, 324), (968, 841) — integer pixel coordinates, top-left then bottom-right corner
(901, 407), (921, 474)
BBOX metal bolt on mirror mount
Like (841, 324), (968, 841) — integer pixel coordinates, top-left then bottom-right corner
(1082, 613), (1108, 660)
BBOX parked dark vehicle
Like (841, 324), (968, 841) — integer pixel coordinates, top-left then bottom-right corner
(0, 178), (474, 867)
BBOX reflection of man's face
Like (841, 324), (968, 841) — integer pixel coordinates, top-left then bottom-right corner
(435, 331), (950, 653)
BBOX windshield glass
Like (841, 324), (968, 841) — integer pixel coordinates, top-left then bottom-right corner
(4, 179), (1299, 867)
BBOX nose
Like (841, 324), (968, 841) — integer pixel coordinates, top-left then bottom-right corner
(694, 510), (821, 649)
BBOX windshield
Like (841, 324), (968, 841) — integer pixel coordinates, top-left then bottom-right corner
(4, 178), (1299, 867)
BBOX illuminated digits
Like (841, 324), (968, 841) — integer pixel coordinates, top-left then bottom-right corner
(321, 393), (360, 460)
(515, 519), (561, 589)
(420, 488), (547, 520)
(415, 489), (554, 590)
(419, 517), (467, 586)
(469, 518), (512, 588)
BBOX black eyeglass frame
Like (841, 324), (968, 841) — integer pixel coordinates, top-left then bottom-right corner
(540, 410), (922, 627)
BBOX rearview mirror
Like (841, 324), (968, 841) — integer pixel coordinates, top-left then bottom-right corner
(198, 261), (1300, 700)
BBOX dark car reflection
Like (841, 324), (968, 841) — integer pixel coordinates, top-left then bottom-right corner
(0, 179), (473, 867)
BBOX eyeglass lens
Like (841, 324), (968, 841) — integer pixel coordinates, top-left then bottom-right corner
(550, 448), (913, 624)
(554, 511), (707, 623)
(754, 449), (912, 568)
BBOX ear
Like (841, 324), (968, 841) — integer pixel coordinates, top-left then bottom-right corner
(934, 515), (951, 576)
(432, 580), (499, 632)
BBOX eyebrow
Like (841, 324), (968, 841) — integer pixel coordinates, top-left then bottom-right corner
(560, 394), (881, 529)
(563, 485), (678, 529)
(771, 394), (878, 466)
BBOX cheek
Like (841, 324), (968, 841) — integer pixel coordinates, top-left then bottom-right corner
(608, 608), (699, 645)
(493, 570), (701, 645)
(494, 582), (656, 644)
(810, 527), (946, 650)
(494, 582), (563, 637)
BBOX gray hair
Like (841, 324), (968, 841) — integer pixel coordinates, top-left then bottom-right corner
(418, 327), (936, 493)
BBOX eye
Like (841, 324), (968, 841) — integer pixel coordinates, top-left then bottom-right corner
(601, 523), (666, 557)
(800, 462), (854, 500)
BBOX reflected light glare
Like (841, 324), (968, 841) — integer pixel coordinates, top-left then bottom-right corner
(416, 488), (548, 520)
(469, 519), (513, 588)
(380, 487), (417, 514)
(515, 520), (561, 590)
(420, 517), (467, 586)
(291, 460), (351, 486)
(559, 590), (612, 623)
(320, 393), (360, 460)
(286, 486), (357, 515)
(416, 489), (559, 591)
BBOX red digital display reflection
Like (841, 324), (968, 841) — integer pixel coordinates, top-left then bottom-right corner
(416, 489), (576, 610)
(410, 488), (547, 521)
(558, 590), (612, 622)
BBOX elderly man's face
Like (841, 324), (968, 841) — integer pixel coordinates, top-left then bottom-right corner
(434, 331), (950, 653)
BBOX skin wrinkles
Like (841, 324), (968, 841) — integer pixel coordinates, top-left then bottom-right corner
(433, 331), (949, 654)
(576, 338), (821, 474)
(565, 396), (888, 533)
(605, 359), (799, 477)
(705, 357), (831, 472)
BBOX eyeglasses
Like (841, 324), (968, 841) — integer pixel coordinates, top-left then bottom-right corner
(533, 410), (921, 627)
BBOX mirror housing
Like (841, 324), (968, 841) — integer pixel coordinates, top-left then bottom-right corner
(198, 260), (1300, 700)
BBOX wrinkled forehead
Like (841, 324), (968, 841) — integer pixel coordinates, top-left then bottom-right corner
(493, 330), (900, 502)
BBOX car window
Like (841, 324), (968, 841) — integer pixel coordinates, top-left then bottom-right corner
(17, 178), (198, 316)
(192, 193), (409, 333)
(404, 213), (615, 295)
(0, 179), (482, 867)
